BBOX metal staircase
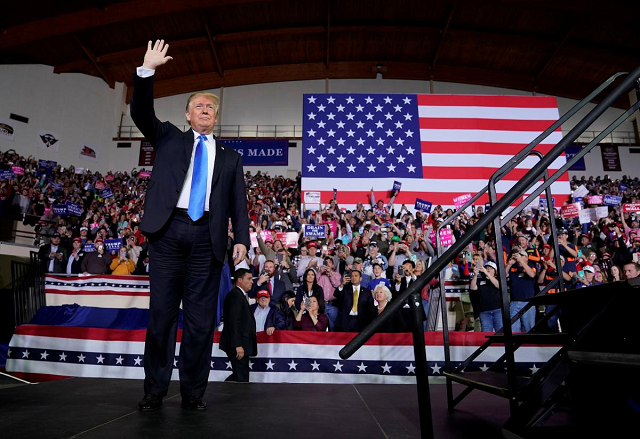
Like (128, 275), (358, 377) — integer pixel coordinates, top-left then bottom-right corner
(339, 64), (640, 439)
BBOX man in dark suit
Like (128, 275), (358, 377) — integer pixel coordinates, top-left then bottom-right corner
(251, 260), (286, 304)
(38, 232), (68, 274)
(132, 40), (250, 412)
(333, 270), (374, 332)
(219, 268), (257, 382)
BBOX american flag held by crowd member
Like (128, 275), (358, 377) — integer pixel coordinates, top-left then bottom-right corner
(301, 94), (571, 210)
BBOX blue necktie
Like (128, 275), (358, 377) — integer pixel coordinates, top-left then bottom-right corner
(188, 135), (208, 221)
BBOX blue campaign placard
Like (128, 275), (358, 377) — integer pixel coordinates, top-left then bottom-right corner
(83, 243), (95, 253)
(104, 238), (122, 252)
(539, 197), (555, 209)
(66, 201), (83, 216)
(84, 182), (94, 190)
(38, 159), (57, 169)
(620, 184), (628, 191)
(100, 188), (114, 199)
(52, 204), (68, 216)
(303, 224), (326, 238)
(603, 195), (622, 206)
(393, 181), (402, 192)
(574, 196), (584, 205)
(414, 198), (432, 213)
(0, 170), (15, 180)
(52, 182), (63, 190)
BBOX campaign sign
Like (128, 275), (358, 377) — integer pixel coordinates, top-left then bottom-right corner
(95, 181), (106, 190)
(66, 202), (83, 216)
(38, 159), (57, 169)
(303, 191), (321, 210)
(622, 203), (640, 213)
(275, 232), (299, 248)
(578, 208), (597, 224)
(52, 182), (63, 191)
(429, 228), (453, 247)
(323, 220), (337, 237)
(333, 188), (337, 199)
(84, 183), (94, 191)
(587, 195), (603, 205)
(573, 197), (584, 205)
(603, 195), (622, 206)
(139, 171), (151, 178)
(573, 185), (589, 198)
(0, 170), (14, 180)
(595, 206), (609, 219)
(561, 203), (581, 219)
(83, 243), (96, 253)
(104, 239), (122, 252)
(392, 181), (402, 192)
(565, 144), (586, 171)
(620, 184), (628, 192)
(539, 196), (555, 210)
(303, 224), (326, 238)
(75, 167), (85, 175)
(52, 204), (68, 216)
(453, 193), (472, 210)
(484, 203), (491, 212)
(11, 166), (24, 175)
(104, 174), (115, 182)
(100, 188), (114, 199)
(414, 198), (432, 213)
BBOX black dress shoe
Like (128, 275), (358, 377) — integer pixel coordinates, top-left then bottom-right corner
(181, 397), (206, 411)
(138, 394), (163, 411)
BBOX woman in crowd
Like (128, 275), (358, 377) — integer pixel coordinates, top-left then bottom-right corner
(295, 268), (324, 309)
(293, 296), (328, 331)
(610, 265), (624, 282)
(110, 245), (136, 275)
(372, 284), (406, 332)
(279, 292), (298, 330)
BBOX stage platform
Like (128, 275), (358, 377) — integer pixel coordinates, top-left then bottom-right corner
(0, 378), (510, 439)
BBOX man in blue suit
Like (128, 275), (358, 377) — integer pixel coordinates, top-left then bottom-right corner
(251, 260), (286, 305)
(132, 40), (249, 412)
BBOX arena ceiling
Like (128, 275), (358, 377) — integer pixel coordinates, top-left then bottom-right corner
(1, 0), (638, 106)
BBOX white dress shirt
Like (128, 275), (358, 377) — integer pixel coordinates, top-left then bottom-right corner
(136, 67), (217, 211)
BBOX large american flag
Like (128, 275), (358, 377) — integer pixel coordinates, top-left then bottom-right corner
(301, 94), (571, 210)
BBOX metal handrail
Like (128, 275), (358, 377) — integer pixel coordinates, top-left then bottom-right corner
(339, 64), (640, 437)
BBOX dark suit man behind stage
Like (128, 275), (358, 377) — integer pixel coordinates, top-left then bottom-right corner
(219, 269), (257, 382)
(132, 40), (250, 412)
(38, 232), (68, 274)
(333, 270), (374, 332)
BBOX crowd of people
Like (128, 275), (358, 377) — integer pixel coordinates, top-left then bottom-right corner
(2, 148), (640, 334)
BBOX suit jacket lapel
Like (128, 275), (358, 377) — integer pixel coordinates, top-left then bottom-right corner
(183, 129), (194, 166)
(211, 139), (225, 189)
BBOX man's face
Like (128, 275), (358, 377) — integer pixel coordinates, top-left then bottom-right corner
(373, 265), (383, 277)
(258, 295), (270, 308)
(518, 237), (528, 248)
(264, 262), (276, 277)
(233, 271), (252, 291)
(50, 237), (60, 246)
(369, 245), (378, 255)
(623, 264), (639, 279)
(350, 270), (361, 285)
(73, 241), (82, 250)
(186, 95), (217, 134)
(402, 262), (413, 277)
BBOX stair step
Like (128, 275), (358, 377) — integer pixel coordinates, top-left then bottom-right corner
(486, 333), (572, 345)
(568, 351), (640, 368)
(444, 371), (529, 398)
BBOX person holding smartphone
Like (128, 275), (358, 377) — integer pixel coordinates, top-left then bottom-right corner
(293, 296), (328, 331)
(110, 245), (136, 275)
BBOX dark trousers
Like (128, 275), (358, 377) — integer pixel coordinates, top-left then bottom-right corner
(144, 212), (222, 399)
(340, 315), (360, 332)
(224, 350), (250, 382)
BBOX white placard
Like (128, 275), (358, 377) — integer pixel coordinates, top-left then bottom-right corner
(303, 191), (321, 211)
(578, 208), (597, 224)
(595, 206), (609, 219)
(573, 184), (589, 198)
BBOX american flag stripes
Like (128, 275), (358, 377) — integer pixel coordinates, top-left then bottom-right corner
(301, 94), (571, 210)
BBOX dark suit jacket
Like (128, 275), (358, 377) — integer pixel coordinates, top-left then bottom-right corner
(130, 74), (249, 263)
(249, 303), (286, 331)
(251, 277), (286, 305)
(219, 287), (257, 356)
(38, 244), (68, 274)
(333, 283), (375, 331)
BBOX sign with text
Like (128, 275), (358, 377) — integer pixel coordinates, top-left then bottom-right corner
(75, 167), (85, 175)
(572, 185), (589, 198)
(303, 224), (326, 238)
(38, 159), (57, 169)
(560, 203), (581, 219)
(414, 198), (433, 213)
(578, 208), (597, 224)
(303, 191), (321, 211)
(104, 239), (122, 252)
(139, 171), (151, 178)
(595, 206), (609, 219)
(622, 203), (640, 213)
(99, 188), (113, 199)
(250, 231), (298, 248)
(600, 145), (621, 172)
(564, 144), (586, 171)
(539, 196), (555, 210)
(11, 166), (24, 175)
(138, 140), (156, 166)
(52, 204), (68, 216)
(224, 140), (288, 166)
(0, 170), (14, 180)
(429, 228), (453, 247)
(603, 195), (622, 206)
(587, 195), (603, 205)
(453, 193), (472, 210)
(392, 181), (402, 192)
(66, 202), (83, 216)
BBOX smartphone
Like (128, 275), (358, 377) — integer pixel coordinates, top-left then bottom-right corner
(322, 245), (328, 252)
(577, 249), (582, 258)
(578, 270), (585, 278)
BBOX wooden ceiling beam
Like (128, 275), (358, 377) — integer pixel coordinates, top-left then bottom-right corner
(325, 1), (331, 68)
(533, 20), (577, 84)
(201, 13), (224, 76)
(430, 1), (457, 70)
(214, 26), (325, 42)
(54, 59), (90, 74)
(96, 37), (208, 63)
(74, 35), (115, 88)
(0, 0), (264, 51)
